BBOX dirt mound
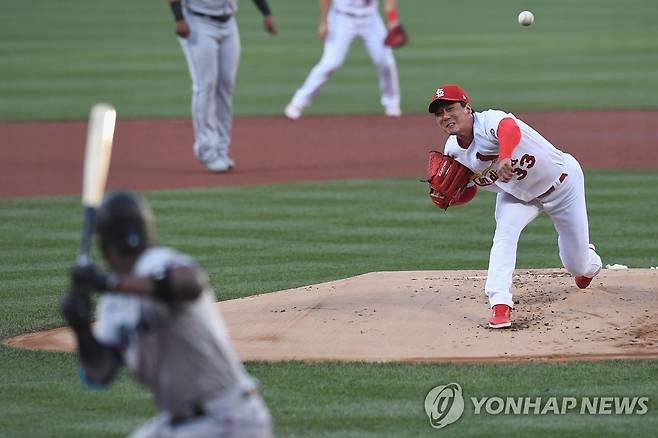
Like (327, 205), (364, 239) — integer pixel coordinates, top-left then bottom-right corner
(7, 269), (658, 362)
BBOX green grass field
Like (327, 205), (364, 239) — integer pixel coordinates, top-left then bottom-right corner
(1, 0), (658, 120)
(1, 175), (658, 436)
(1, 0), (658, 436)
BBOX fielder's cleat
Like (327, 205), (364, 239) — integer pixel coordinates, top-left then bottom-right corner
(284, 103), (302, 120)
(225, 156), (235, 168)
(385, 106), (402, 118)
(575, 244), (601, 289)
(205, 156), (233, 173)
(488, 304), (512, 329)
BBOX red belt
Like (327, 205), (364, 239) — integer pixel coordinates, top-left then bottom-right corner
(538, 173), (568, 198)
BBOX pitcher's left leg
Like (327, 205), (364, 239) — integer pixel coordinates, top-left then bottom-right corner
(486, 193), (542, 307)
(485, 192), (541, 329)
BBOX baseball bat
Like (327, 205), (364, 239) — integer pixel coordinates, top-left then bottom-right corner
(77, 103), (116, 266)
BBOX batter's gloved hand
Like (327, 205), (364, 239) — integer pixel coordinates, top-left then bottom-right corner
(71, 263), (120, 292)
(384, 24), (408, 49)
(425, 151), (474, 210)
(60, 284), (92, 330)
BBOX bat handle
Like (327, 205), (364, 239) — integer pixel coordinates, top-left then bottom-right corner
(77, 207), (97, 266)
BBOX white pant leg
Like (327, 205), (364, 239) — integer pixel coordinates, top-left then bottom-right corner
(358, 13), (400, 109)
(290, 10), (356, 108)
(485, 192), (542, 308)
(540, 154), (602, 277)
(214, 19), (240, 159)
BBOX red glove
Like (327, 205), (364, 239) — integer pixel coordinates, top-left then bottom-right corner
(426, 151), (474, 210)
(384, 24), (408, 49)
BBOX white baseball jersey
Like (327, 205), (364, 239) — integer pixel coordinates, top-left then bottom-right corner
(333, 0), (378, 16)
(444, 110), (566, 202)
(95, 246), (256, 417)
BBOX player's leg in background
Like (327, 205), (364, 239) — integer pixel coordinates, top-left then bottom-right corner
(214, 19), (241, 164)
(359, 12), (400, 116)
(178, 14), (222, 165)
(287, 10), (357, 113)
(485, 192), (542, 308)
(542, 154), (602, 278)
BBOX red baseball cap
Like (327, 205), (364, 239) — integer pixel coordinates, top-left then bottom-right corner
(428, 84), (470, 113)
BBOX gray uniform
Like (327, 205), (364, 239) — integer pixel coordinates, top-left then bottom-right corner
(178, 0), (240, 166)
(95, 246), (271, 437)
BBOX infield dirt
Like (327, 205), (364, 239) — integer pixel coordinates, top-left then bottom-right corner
(7, 269), (658, 362)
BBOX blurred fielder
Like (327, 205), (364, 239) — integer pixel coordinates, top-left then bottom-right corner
(285, 0), (405, 119)
(168, 0), (277, 173)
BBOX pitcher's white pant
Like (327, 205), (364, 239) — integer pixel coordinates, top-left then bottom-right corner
(129, 389), (271, 438)
(485, 153), (603, 308)
(289, 8), (400, 111)
(178, 12), (240, 165)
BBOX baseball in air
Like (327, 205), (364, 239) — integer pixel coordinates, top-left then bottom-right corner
(518, 10), (534, 26)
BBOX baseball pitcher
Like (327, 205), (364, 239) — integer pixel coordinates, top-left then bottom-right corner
(61, 192), (271, 437)
(426, 84), (603, 329)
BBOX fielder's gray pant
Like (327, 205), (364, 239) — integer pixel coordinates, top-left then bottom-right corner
(178, 11), (240, 164)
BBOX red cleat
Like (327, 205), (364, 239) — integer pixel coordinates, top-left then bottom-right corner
(489, 304), (512, 329)
(576, 244), (601, 289)
(575, 275), (594, 289)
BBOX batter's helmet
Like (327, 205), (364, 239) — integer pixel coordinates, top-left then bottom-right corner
(96, 191), (156, 255)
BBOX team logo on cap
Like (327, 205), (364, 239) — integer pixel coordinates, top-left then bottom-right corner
(435, 88), (445, 98)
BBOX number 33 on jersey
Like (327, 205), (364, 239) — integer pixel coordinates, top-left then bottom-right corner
(445, 110), (565, 202)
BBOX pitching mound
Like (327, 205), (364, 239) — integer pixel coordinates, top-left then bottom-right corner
(6, 269), (658, 362)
